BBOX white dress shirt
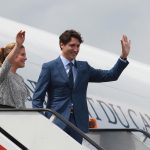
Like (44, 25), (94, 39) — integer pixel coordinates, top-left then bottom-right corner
(60, 55), (77, 82)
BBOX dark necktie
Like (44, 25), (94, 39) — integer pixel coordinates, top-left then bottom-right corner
(68, 62), (74, 89)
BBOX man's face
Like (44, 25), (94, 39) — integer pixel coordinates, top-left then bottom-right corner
(60, 37), (80, 61)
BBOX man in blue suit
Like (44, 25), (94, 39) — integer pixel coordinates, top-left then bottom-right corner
(32, 30), (130, 144)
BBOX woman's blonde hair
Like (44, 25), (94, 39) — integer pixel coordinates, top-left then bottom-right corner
(0, 43), (16, 67)
(0, 43), (25, 67)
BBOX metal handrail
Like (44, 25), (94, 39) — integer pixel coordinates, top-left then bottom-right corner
(0, 126), (28, 150)
(0, 108), (104, 150)
(89, 128), (150, 139)
(89, 128), (150, 143)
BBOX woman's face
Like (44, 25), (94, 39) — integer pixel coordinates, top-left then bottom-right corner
(14, 47), (27, 68)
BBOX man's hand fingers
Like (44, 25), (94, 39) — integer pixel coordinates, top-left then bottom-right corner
(129, 40), (131, 46)
(123, 35), (128, 42)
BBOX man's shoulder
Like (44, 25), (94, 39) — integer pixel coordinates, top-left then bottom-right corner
(76, 60), (88, 66)
(76, 60), (87, 64)
(43, 57), (59, 68)
(75, 60), (89, 69)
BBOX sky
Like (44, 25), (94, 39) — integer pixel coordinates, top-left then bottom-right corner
(0, 0), (150, 64)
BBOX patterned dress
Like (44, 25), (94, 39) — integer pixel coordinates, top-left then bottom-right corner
(0, 58), (30, 108)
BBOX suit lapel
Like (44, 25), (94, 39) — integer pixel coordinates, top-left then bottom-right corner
(56, 57), (69, 83)
(55, 57), (83, 89)
(74, 61), (83, 89)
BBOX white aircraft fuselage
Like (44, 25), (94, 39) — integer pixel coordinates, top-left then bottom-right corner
(0, 16), (150, 137)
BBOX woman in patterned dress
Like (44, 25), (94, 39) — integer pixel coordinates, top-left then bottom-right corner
(0, 30), (30, 108)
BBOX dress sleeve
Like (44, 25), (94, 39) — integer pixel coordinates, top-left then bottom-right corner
(0, 58), (12, 84)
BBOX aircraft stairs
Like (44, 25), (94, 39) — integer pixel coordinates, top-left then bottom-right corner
(0, 109), (150, 150)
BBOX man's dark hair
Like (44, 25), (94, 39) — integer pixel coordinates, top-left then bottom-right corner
(59, 30), (83, 45)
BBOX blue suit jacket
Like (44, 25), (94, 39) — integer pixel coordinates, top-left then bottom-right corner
(32, 57), (129, 132)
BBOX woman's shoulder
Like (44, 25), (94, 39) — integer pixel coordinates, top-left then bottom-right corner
(15, 73), (24, 81)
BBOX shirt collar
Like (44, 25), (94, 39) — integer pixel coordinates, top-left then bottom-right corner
(60, 55), (75, 67)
